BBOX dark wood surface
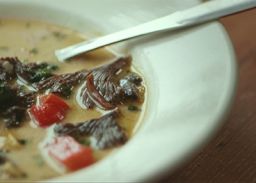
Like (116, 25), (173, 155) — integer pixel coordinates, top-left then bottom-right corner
(162, 8), (256, 183)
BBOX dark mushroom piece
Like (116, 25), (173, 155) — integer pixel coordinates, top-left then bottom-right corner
(0, 57), (58, 84)
(78, 56), (145, 110)
(54, 110), (127, 150)
(0, 83), (35, 128)
(33, 70), (88, 98)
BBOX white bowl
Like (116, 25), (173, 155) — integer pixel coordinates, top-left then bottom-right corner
(0, 0), (236, 182)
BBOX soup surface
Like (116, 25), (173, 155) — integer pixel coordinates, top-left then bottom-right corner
(0, 19), (145, 181)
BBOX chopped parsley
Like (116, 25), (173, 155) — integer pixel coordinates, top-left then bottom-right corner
(128, 105), (140, 112)
(0, 46), (9, 51)
(79, 138), (91, 146)
(30, 64), (58, 82)
(52, 31), (67, 40)
(23, 59), (29, 63)
(32, 154), (45, 167)
(29, 48), (39, 55)
(17, 139), (28, 145)
(25, 22), (31, 28)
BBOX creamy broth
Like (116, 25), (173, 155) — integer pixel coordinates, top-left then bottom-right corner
(0, 19), (145, 181)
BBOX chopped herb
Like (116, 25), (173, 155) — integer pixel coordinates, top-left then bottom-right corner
(0, 152), (6, 165)
(25, 22), (31, 28)
(52, 31), (67, 40)
(29, 48), (39, 55)
(128, 105), (140, 111)
(17, 139), (27, 145)
(31, 69), (52, 82)
(56, 84), (72, 98)
(23, 59), (28, 63)
(22, 173), (28, 178)
(79, 138), (91, 146)
(30, 64), (58, 83)
(0, 46), (9, 51)
(18, 85), (26, 91)
(32, 154), (45, 167)
(46, 64), (58, 71)
(41, 36), (47, 40)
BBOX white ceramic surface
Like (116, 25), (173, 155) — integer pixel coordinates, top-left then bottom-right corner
(0, 0), (237, 182)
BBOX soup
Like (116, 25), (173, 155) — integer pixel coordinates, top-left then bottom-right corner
(0, 19), (145, 181)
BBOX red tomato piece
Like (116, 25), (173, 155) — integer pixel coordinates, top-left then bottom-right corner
(28, 104), (65, 127)
(46, 136), (94, 171)
(40, 94), (70, 111)
(28, 93), (69, 127)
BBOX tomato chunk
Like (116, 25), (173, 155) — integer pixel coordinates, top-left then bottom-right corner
(28, 93), (69, 127)
(40, 94), (69, 111)
(46, 136), (94, 171)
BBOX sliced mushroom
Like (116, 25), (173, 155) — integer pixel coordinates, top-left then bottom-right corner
(54, 110), (127, 150)
(34, 70), (88, 98)
(78, 56), (145, 110)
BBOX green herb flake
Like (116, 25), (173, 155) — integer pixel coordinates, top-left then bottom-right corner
(25, 22), (31, 28)
(30, 64), (58, 83)
(0, 151), (6, 157)
(128, 105), (140, 112)
(32, 154), (45, 167)
(17, 139), (28, 145)
(0, 46), (9, 51)
(79, 138), (91, 146)
(41, 36), (47, 40)
(29, 48), (39, 55)
(23, 59), (29, 63)
(47, 64), (58, 71)
(52, 31), (67, 40)
(31, 70), (50, 82)
(57, 84), (72, 99)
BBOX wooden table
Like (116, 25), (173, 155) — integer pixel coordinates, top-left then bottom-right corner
(161, 8), (256, 183)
